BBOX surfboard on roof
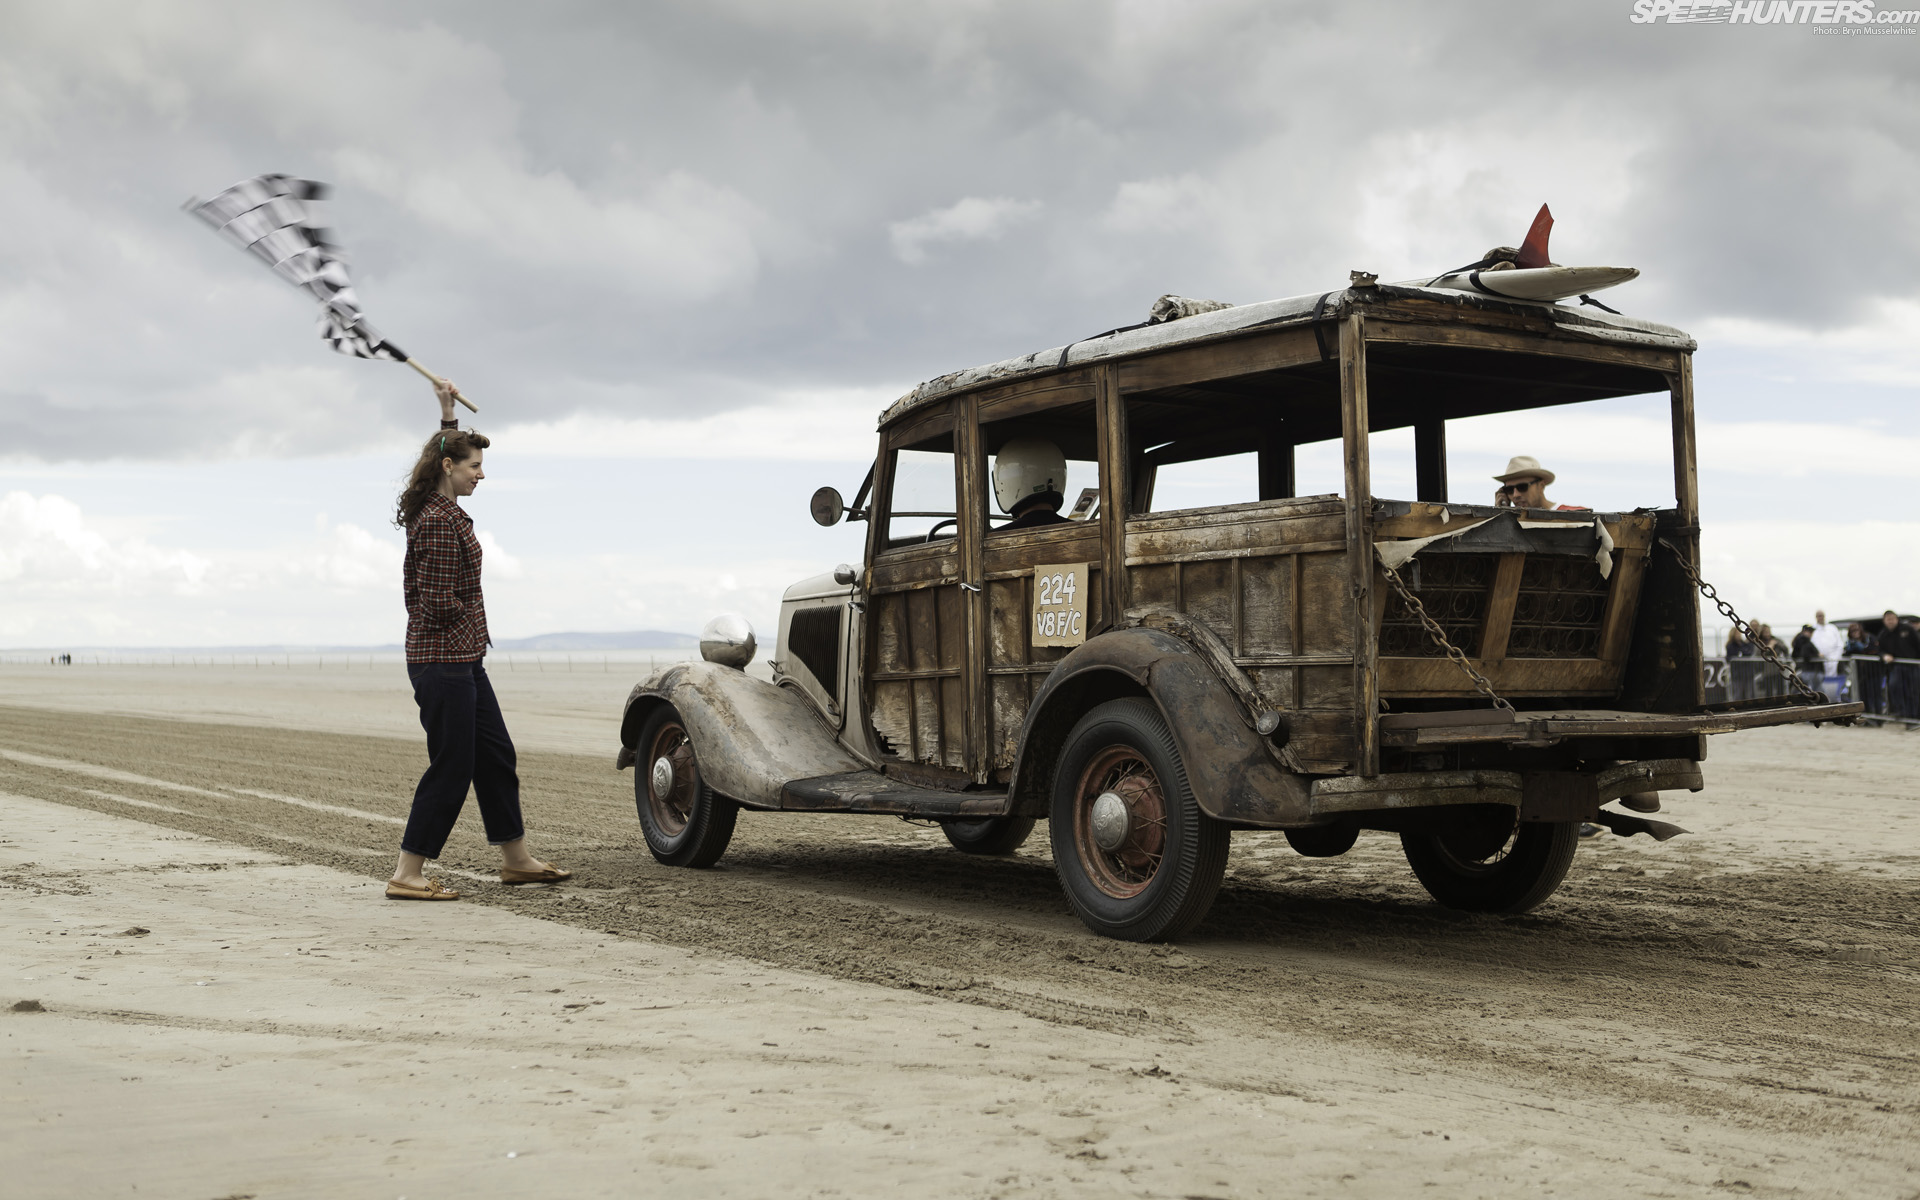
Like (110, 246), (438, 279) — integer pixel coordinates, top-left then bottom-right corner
(881, 204), (1672, 428)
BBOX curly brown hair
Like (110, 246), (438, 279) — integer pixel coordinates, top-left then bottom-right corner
(395, 429), (491, 528)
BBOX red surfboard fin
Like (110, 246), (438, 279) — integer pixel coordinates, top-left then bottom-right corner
(1514, 204), (1553, 269)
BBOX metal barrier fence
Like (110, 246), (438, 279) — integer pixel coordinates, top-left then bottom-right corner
(1704, 654), (1920, 727)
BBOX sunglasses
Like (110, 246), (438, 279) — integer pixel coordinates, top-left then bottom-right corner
(1499, 480), (1538, 495)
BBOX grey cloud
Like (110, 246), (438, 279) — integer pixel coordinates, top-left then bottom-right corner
(1, 0), (1913, 462)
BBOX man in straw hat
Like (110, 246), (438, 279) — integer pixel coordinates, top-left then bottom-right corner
(1492, 454), (1635, 833)
(1491, 455), (1588, 512)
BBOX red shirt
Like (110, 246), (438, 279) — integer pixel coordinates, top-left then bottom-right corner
(404, 492), (490, 662)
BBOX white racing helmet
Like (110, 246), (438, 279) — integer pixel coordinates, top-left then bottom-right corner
(993, 436), (1068, 515)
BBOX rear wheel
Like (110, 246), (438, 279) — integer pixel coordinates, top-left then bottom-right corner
(939, 816), (1036, 856)
(1048, 698), (1229, 942)
(1399, 807), (1578, 913)
(634, 705), (739, 868)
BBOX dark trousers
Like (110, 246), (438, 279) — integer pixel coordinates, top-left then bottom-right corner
(402, 659), (524, 859)
(1892, 663), (1920, 719)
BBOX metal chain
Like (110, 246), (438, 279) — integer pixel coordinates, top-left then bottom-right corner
(1378, 562), (1516, 715)
(1657, 537), (1826, 706)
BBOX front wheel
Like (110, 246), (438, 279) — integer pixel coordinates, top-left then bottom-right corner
(940, 816), (1036, 856)
(634, 705), (739, 868)
(1399, 807), (1579, 913)
(1049, 698), (1229, 942)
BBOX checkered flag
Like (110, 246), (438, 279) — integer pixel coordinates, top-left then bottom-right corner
(184, 174), (475, 409)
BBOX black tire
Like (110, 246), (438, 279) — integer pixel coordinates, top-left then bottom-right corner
(1048, 698), (1229, 942)
(940, 816), (1037, 856)
(633, 704), (739, 868)
(1399, 807), (1579, 913)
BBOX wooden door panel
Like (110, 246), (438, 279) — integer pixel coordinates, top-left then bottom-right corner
(1121, 510), (1360, 773)
(1297, 553), (1355, 656)
(1180, 559), (1236, 641)
(978, 521), (1106, 773)
(866, 583), (967, 770)
(1239, 555), (1295, 657)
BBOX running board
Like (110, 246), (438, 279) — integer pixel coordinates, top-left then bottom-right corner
(779, 770), (1011, 817)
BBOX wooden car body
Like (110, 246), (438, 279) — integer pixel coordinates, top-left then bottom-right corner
(618, 280), (1857, 932)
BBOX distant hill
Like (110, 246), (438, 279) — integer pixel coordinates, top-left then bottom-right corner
(491, 630), (699, 651)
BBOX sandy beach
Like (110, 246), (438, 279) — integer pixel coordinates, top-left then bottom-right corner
(2, 661), (1916, 1198)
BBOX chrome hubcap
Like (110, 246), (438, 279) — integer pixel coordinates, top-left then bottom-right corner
(650, 756), (675, 801)
(1090, 791), (1131, 851)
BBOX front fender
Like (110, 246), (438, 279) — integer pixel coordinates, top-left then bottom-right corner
(1007, 627), (1310, 825)
(618, 661), (865, 809)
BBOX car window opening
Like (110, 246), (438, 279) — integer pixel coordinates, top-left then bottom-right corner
(984, 399), (1102, 533)
(882, 437), (958, 548)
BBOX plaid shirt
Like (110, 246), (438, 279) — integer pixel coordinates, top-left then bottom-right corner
(404, 492), (490, 662)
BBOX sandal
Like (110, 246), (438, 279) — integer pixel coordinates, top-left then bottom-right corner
(385, 877), (461, 901)
(500, 862), (573, 884)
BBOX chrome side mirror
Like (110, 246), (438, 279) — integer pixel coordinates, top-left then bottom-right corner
(810, 486), (845, 526)
(833, 563), (857, 586)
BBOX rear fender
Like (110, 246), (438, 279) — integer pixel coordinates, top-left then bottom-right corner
(617, 661), (865, 809)
(1007, 626), (1310, 824)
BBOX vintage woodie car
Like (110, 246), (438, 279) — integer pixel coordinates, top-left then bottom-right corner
(616, 279), (1859, 941)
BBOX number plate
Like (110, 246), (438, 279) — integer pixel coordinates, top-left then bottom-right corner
(1032, 563), (1089, 648)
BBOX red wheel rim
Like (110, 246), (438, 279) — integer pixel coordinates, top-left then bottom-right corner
(1072, 745), (1167, 899)
(646, 721), (699, 836)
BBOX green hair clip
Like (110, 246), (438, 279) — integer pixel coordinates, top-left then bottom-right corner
(440, 436), (446, 452)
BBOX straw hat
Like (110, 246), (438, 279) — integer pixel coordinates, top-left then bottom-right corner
(1493, 455), (1555, 486)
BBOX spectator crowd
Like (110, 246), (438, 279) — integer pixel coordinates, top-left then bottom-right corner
(1723, 609), (1920, 720)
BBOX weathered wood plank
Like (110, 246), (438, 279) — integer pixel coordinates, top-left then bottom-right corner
(940, 674), (968, 770)
(911, 677), (942, 763)
(1298, 553), (1354, 656)
(990, 674), (1027, 768)
(886, 404), (956, 450)
(1301, 663), (1355, 709)
(870, 680), (914, 758)
(1126, 516), (1347, 563)
(1378, 656), (1620, 696)
(869, 542), (963, 592)
(872, 592), (908, 674)
(1239, 554), (1293, 657)
(1233, 653), (1353, 668)
(980, 527), (1102, 573)
(1096, 363), (1129, 628)
(1244, 665), (1295, 708)
(1125, 541), (1346, 569)
(976, 376), (1097, 424)
(1670, 356), (1700, 527)
(1339, 312), (1376, 776)
(1477, 552), (1527, 661)
(1364, 318), (1685, 373)
(1180, 557), (1236, 646)
(959, 392), (989, 781)
(1114, 325), (1322, 394)
(1129, 563), (1179, 616)
(1127, 495), (1345, 534)
(1596, 548), (1648, 665)
(985, 577), (1027, 667)
(905, 587), (939, 673)
(937, 583), (966, 671)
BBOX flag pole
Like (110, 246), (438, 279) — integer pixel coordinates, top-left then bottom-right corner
(404, 358), (479, 413)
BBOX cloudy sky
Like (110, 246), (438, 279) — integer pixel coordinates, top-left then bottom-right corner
(2, 0), (1916, 649)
